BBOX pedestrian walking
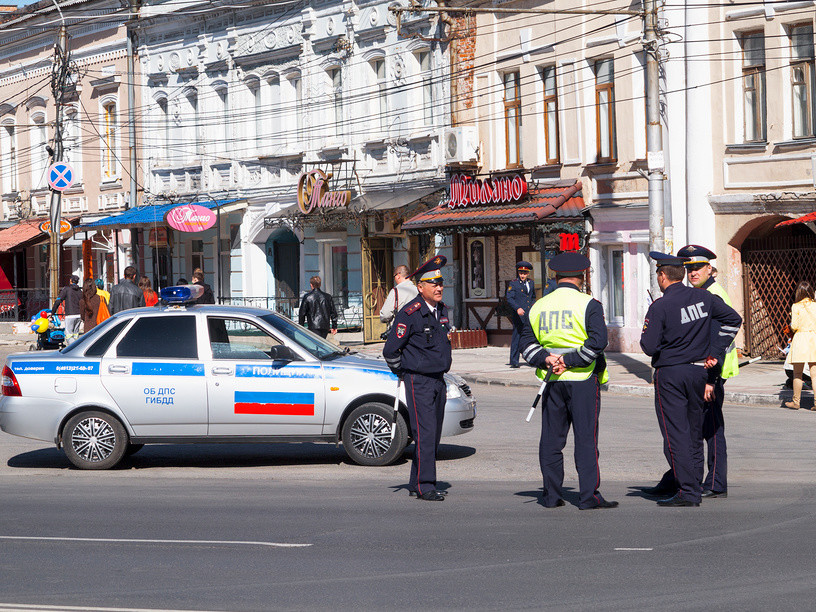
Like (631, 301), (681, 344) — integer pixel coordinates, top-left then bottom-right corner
(78, 278), (101, 333)
(298, 276), (338, 338)
(109, 266), (147, 314)
(379, 265), (418, 325)
(518, 252), (618, 510)
(52, 275), (82, 343)
(784, 280), (816, 410)
(139, 276), (159, 307)
(192, 268), (215, 304)
(640, 252), (742, 507)
(645, 245), (738, 499)
(506, 261), (537, 368)
(95, 279), (110, 304)
(383, 255), (452, 501)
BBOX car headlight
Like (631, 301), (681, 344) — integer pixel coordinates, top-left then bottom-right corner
(444, 373), (464, 399)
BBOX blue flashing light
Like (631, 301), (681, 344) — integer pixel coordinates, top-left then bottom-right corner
(160, 285), (205, 304)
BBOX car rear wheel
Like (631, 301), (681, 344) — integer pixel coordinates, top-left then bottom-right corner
(63, 411), (128, 470)
(342, 402), (407, 466)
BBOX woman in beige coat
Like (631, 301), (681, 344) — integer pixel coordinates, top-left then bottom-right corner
(785, 281), (816, 410)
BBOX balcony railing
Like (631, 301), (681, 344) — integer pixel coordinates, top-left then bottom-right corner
(0, 288), (51, 322)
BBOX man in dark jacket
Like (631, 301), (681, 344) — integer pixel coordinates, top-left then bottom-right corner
(109, 266), (146, 314)
(298, 276), (338, 338)
(192, 269), (215, 304)
(506, 261), (537, 368)
(53, 275), (82, 342)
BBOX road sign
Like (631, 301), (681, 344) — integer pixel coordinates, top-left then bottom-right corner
(48, 162), (75, 192)
(39, 219), (73, 235)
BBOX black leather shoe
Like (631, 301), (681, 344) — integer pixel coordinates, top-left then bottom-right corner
(544, 499), (565, 508)
(657, 493), (700, 507)
(701, 489), (727, 498)
(580, 500), (619, 510)
(408, 490), (417, 497)
(509, 364), (520, 369)
(643, 483), (677, 496)
(417, 490), (445, 501)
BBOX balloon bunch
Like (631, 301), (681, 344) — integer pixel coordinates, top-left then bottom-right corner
(30, 309), (51, 334)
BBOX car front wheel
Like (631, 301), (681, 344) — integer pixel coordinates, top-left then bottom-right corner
(63, 411), (128, 470)
(342, 402), (407, 466)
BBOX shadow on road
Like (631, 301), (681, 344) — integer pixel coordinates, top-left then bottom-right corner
(515, 486), (579, 508)
(612, 353), (653, 384)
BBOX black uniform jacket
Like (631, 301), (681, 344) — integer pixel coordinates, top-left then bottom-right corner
(382, 296), (452, 376)
(518, 283), (609, 373)
(506, 277), (537, 314)
(640, 281), (742, 377)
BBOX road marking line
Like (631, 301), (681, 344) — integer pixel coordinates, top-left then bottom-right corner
(0, 604), (223, 612)
(0, 536), (311, 548)
(614, 547), (653, 551)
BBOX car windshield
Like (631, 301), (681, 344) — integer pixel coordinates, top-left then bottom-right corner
(59, 315), (130, 355)
(260, 314), (345, 360)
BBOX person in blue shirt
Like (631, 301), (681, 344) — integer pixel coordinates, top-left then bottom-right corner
(506, 261), (537, 368)
(640, 252), (742, 507)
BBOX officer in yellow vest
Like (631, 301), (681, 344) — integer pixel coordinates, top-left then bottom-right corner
(518, 252), (618, 510)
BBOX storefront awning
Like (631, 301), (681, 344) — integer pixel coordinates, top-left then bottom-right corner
(353, 187), (442, 212)
(402, 179), (585, 233)
(80, 198), (245, 231)
(0, 217), (80, 253)
(776, 211), (816, 232)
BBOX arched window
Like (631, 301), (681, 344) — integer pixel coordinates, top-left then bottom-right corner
(212, 81), (230, 157)
(244, 75), (262, 154)
(183, 87), (200, 157)
(63, 105), (82, 183)
(100, 96), (119, 179)
(326, 66), (343, 138)
(265, 72), (281, 147)
(30, 111), (48, 189)
(1, 117), (17, 193)
(369, 57), (387, 132)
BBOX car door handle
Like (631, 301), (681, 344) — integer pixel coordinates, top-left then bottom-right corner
(211, 367), (234, 376)
(108, 365), (128, 374)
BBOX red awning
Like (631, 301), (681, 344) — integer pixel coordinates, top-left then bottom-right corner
(776, 211), (816, 227)
(0, 217), (79, 252)
(402, 179), (584, 232)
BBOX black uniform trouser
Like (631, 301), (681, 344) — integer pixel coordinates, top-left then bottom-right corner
(653, 365), (706, 503)
(539, 374), (604, 509)
(509, 314), (524, 366)
(404, 372), (446, 495)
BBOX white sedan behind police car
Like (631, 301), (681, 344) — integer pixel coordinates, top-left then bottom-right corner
(0, 286), (475, 470)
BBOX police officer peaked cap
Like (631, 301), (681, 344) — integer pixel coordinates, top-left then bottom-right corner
(649, 251), (689, 267)
(676, 244), (716, 266)
(548, 253), (590, 276)
(411, 254), (447, 282)
(516, 260), (533, 272)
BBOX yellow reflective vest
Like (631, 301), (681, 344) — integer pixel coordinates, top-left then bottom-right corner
(527, 288), (609, 384)
(707, 281), (739, 379)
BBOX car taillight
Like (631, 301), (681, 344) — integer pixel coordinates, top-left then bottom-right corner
(2, 365), (21, 396)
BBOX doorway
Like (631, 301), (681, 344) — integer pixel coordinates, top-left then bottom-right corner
(361, 237), (392, 343)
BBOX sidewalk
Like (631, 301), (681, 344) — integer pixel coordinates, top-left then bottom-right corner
(0, 324), (806, 408)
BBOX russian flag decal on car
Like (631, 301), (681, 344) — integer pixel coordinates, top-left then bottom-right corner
(233, 391), (315, 416)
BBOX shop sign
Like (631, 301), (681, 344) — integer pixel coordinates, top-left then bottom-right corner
(559, 233), (579, 251)
(148, 227), (170, 248)
(165, 204), (217, 232)
(39, 219), (73, 234)
(297, 169), (351, 214)
(448, 173), (527, 209)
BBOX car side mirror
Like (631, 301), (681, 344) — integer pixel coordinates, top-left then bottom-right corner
(269, 345), (300, 362)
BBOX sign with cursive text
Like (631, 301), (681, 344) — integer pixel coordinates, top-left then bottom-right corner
(448, 173), (528, 209)
(165, 204), (217, 233)
(297, 169), (351, 214)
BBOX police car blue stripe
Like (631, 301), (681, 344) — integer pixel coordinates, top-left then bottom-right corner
(131, 363), (205, 376)
(11, 361), (99, 375)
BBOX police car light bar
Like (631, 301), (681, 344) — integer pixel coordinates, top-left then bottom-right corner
(160, 285), (205, 304)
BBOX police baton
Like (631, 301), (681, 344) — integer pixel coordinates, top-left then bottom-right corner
(525, 366), (554, 422)
(391, 378), (401, 440)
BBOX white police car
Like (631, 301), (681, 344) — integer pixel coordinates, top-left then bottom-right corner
(0, 286), (475, 470)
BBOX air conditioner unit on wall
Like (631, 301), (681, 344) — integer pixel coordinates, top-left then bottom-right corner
(444, 126), (479, 164)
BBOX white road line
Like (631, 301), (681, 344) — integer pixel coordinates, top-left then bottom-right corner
(0, 604), (223, 612)
(614, 547), (653, 551)
(0, 535), (311, 548)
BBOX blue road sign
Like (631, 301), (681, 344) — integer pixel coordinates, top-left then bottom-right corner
(48, 162), (75, 192)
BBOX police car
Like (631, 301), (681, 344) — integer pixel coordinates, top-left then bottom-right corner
(0, 286), (475, 470)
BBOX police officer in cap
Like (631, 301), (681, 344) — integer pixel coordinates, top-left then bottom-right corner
(506, 261), (537, 368)
(645, 245), (737, 499)
(640, 252), (742, 506)
(519, 252), (618, 510)
(383, 255), (453, 501)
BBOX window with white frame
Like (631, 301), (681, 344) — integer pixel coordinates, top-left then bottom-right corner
(1, 121), (17, 193)
(245, 77), (263, 154)
(741, 31), (766, 142)
(594, 58), (616, 162)
(542, 65), (559, 164)
(213, 83), (230, 157)
(101, 99), (118, 180)
(607, 247), (625, 324)
(154, 93), (169, 162)
(503, 71), (522, 167)
(30, 111), (48, 189)
(184, 88), (200, 157)
(371, 58), (388, 131)
(415, 50), (433, 127)
(267, 74), (281, 146)
(327, 67), (343, 138)
(63, 105), (81, 183)
(790, 24), (815, 139)
(281, 73), (302, 147)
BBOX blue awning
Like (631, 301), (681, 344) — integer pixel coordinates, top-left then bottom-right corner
(80, 199), (244, 231)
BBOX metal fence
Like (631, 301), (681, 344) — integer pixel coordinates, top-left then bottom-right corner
(218, 292), (363, 330)
(0, 289), (52, 322)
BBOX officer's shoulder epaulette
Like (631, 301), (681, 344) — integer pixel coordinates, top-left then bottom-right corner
(405, 302), (421, 315)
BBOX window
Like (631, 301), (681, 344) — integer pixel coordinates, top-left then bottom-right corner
(416, 50), (433, 126)
(101, 101), (117, 179)
(208, 317), (288, 360)
(741, 32), (766, 142)
(116, 316), (198, 359)
(156, 96), (170, 160)
(504, 71), (522, 167)
(82, 320), (129, 357)
(185, 89), (200, 156)
(542, 66), (559, 164)
(1, 123), (17, 193)
(331, 245), (348, 308)
(609, 248), (624, 322)
(63, 107), (81, 182)
(214, 85), (229, 155)
(291, 75), (302, 133)
(328, 67), (343, 138)
(372, 59), (387, 131)
(268, 75), (281, 140)
(191, 239), (204, 273)
(31, 113), (48, 188)
(791, 24), (815, 139)
(37, 245), (47, 288)
(594, 59), (616, 162)
(247, 79), (263, 152)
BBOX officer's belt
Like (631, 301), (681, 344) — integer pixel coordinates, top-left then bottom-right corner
(546, 348), (578, 356)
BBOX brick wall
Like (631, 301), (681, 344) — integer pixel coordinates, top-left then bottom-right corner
(450, 14), (476, 123)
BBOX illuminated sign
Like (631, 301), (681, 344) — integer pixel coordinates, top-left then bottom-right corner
(297, 170), (351, 214)
(165, 204), (217, 232)
(448, 173), (527, 209)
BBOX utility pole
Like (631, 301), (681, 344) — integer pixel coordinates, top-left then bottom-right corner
(644, 0), (665, 297)
(49, 23), (69, 303)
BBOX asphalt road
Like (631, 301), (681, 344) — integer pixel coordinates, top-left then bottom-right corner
(2, 379), (816, 611)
